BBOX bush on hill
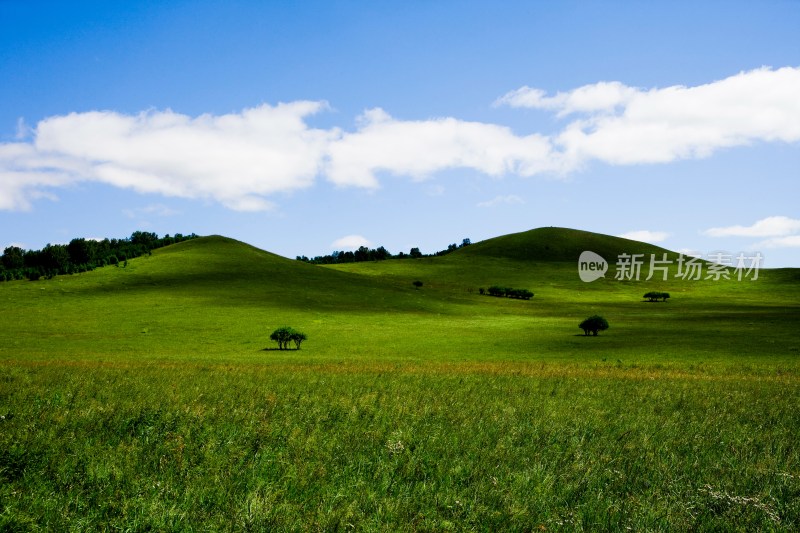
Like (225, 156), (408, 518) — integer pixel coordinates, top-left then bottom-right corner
(579, 315), (609, 336)
(483, 286), (534, 300)
(644, 291), (670, 302)
(270, 327), (307, 350)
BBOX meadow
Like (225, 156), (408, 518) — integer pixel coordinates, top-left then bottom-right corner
(1, 229), (799, 530)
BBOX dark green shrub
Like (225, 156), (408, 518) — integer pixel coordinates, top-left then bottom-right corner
(486, 286), (533, 300)
(270, 327), (308, 350)
(579, 315), (609, 336)
(644, 291), (670, 302)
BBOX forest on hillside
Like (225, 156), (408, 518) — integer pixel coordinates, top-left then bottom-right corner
(0, 232), (198, 281)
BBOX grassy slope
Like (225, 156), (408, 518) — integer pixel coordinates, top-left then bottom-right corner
(1, 228), (799, 530)
(327, 227), (800, 367)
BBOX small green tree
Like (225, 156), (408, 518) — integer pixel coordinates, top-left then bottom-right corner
(579, 315), (609, 336)
(270, 327), (294, 350)
(487, 285), (505, 297)
(270, 326), (307, 350)
(290, 331), (307, 350)
(508, 288), (534, 300)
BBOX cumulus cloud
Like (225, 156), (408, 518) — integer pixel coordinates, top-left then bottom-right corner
(703, 216), (800, 237)
(494, 81), (639, 116)
(618, 230), (670, 243)
(325, 108), (559, 187)
(705, 216), (800, 249)
(1, 66), (799, 211)
(1, 103), (561, 210)
(477, 195), (525, 208)
(498, 66), (800, 166)
(0, 102), (335, 211)
(331, 235), (372, 250)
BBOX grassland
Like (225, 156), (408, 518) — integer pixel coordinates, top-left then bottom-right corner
(1, 228), (799, 530)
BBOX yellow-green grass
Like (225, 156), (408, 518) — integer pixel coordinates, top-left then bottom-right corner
(1, 229), (799, 530)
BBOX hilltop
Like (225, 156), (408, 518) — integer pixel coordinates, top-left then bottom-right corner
(453, 226), (674, 262)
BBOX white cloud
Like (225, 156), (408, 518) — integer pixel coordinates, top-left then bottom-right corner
(331, 235), (371, 250)
(477, 194), (525, 208)
(755, 235), (800, 248)
(498, 66), (800, 166)
(703, 216), (800, 237)
(0, 102), (335, 211)
(325, 108), (560, 187)
(0, 143), (77, 210)
(1, 67), (799, 212)
(494, 81), (639, 116)
(619, 230), (669, 243)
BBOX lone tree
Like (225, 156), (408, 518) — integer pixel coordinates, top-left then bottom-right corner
(643, 291), (670, 302)
(579, 315), (609, 336)
(270, 326), (307, 350)
(412, 280), (423, 289)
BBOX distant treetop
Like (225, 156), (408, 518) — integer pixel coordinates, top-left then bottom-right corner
(296, 237), (472, 265)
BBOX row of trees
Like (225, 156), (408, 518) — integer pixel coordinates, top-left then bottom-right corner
(1, 232), (198, 282)
(296, 239), (473, 265)
(480, 286), (534, 300)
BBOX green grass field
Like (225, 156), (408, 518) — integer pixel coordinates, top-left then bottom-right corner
(1, 228), (799, 530)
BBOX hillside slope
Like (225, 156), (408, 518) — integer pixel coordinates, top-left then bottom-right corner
(1, 230), (798, 366)
(454, 226), (674, 262)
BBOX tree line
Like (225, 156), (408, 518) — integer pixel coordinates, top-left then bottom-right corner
(296, 238), (472, 265)
(480, 286), (534, 300)
(1, 231), (198, 281)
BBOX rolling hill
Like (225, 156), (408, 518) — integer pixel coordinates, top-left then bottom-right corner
(1, 226), (797, 366)
(454, 226), (674, 262)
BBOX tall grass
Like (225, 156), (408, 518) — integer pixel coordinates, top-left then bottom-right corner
(2, 362), (799, 530)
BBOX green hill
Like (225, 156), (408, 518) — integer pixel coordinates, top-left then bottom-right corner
(454, 226), (673, 262)
(1, 228), (797, 366)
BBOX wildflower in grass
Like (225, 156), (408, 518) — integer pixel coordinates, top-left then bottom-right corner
(386, 439), (405, 455)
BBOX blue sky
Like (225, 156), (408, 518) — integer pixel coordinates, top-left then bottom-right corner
(1, 1), (799, 266)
